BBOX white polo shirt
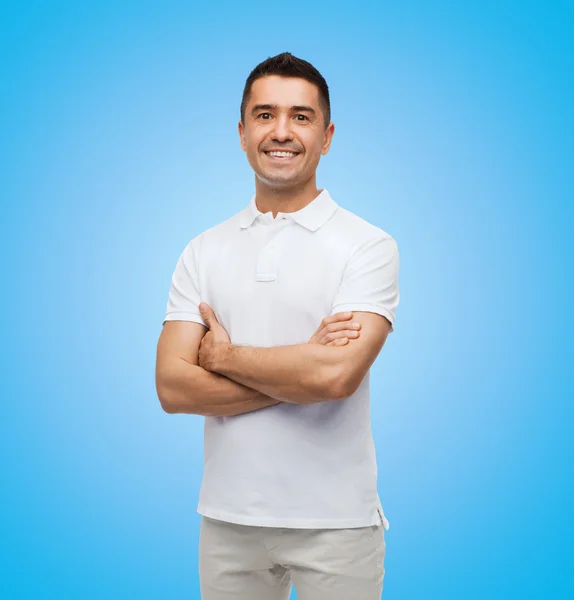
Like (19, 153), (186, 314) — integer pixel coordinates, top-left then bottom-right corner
(164, 189), (399, 530)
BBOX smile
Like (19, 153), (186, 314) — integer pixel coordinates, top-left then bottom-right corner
(264, 151), (300, 159)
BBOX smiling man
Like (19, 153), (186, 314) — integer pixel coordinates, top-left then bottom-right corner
(156, 52), (400, 600)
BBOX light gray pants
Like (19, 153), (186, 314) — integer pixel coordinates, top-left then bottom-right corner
(199, 516), (386, 599)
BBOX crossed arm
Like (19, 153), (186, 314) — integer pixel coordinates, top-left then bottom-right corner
(156, 307), (392, 416)
(198, 309), (390, 403)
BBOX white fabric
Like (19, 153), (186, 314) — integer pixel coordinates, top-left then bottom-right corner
(164, 189), (399, 530)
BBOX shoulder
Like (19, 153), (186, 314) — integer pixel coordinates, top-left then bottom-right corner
(330, 205), (396, 248)
(180, 209), (244, 257)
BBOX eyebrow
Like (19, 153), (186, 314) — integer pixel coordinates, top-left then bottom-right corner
(251, 104), (317, 116)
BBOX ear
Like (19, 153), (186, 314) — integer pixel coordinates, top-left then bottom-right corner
(238, 120), (247, 152)
(321, 122), (335, 155)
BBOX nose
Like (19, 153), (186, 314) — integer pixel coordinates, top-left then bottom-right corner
(271, 115), (293, 142)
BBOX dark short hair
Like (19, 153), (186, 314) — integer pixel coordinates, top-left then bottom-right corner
(240, 52), (331, 127)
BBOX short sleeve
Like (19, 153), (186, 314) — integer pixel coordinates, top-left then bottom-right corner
(331, 234), (400, 332)
(163, 236), (206, 327)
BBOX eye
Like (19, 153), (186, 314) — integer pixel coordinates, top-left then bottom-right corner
(257, 113), (272, 120)
(295, 114), (308, 121)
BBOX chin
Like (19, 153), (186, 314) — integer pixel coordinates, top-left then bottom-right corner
(256, 169), (302, 187)
(258, 175), (302, 188)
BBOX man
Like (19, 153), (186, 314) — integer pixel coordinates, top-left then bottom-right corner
(155, 52), (400, 600)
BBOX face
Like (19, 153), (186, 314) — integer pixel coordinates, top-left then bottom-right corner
(238, 76), (335, 189)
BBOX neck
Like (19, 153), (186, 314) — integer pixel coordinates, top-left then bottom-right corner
(254, 174), (321, 217)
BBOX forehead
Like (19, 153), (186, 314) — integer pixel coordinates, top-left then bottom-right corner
(247, 76), (320, 108)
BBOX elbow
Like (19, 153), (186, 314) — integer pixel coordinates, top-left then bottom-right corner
(327, 368), (361, 400)
(156, 373), (188, 414)
(161, 400), (178, 414)
(329, 381), (354, 400)
(156, 376), (206, 415)
(156, 383), (178, 414)
(155, 361), (205, 415)
(156, 366), (175, 413)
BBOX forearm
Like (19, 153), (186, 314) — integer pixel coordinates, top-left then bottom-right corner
(159, 358), (281, 417)
(209, 343), (345, 404)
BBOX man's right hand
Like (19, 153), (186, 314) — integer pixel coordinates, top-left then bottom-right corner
(309, 312), (362, 347)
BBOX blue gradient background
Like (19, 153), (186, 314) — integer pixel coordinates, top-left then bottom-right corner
(1, 1), (572, 598)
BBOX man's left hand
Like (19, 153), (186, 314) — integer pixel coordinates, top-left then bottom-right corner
(198, 302), (231, 372)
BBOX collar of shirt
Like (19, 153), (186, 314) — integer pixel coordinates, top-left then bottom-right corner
(238, 188), (339, 232)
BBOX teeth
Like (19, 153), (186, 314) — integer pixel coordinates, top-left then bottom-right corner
(268, 151), (297, 157)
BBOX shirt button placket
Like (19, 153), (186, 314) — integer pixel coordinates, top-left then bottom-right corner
(255, 223), (288, 282)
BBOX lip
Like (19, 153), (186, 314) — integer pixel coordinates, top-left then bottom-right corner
(263, 150), (301, 161)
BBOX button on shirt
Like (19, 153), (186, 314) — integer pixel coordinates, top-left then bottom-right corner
(164, 189), (399, 530)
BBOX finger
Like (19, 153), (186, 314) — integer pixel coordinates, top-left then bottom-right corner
(198, 302), (218, 327)
(315, 312), (353, 336)
(321, 312), (354, 327)
(316, 321), (361, 343)
(310, 312), (354, 344)
(318, 329), (360, 345)
(327, 337), (349, 346)
(329, 320), (361, 333)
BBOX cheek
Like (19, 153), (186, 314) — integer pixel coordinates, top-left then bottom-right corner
(245, 134), (264, 157)
(246, 145), (261, 165)
(301, 132), (325, 156)
(242, 137), (257, 158)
